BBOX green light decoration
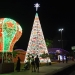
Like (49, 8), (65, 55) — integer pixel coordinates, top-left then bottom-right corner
(0, 18), (22, 52)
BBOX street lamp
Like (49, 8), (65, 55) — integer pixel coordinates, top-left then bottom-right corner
(58, 28), (64, 49)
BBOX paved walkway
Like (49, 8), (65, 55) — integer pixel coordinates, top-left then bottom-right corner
(0, 61), (75, 75)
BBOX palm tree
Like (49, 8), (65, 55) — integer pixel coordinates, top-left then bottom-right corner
(46, 39), (53, 48)
(13, 50), (20, 58)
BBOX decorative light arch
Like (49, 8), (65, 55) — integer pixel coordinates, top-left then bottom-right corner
(0, 18), (22, 52)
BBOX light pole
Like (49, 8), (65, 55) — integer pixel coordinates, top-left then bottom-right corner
(58, 28), (64, 49)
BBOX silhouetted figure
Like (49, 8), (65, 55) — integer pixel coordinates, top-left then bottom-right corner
(35, 55), (40, 72)
(27, 55), (31, 70)
(16, 57), (21, 72)
(72, 57), (74, 61)
(0, 58), (2, 63)
(59, 55), (60, 63)
(31, 56), (35, 72)
(66, 55), (68, 63)
(63, 55), (64, 63)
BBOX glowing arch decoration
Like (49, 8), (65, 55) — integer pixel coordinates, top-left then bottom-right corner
(0, 18), (22, 52)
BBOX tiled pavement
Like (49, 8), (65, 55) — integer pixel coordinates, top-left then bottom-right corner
(0, 61), (75, 75)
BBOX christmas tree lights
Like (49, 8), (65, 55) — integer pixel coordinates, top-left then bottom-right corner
(24, 13), (51, 63)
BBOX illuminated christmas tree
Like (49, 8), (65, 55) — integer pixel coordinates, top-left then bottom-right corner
(24, 3), (51, 63)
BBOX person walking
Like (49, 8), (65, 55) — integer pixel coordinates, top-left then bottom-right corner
(31, 56), (35, 72)
(63, 55), (64, 63)
(15, 57), (21, 72)
(35, 55), (40, 72)
(27, 55), (31, 70)
(66, 55), (68, 63)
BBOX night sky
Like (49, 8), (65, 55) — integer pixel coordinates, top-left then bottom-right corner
(0, 1), (75, 51)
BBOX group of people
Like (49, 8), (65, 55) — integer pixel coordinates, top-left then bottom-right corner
(15, 55), (40, 72)
(30, 55), (40, 72)
(58, 55), (68, 63)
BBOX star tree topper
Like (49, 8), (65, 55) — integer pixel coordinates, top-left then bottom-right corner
(34, 3), (40, 11)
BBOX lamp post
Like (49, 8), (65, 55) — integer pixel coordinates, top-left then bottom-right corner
(58, 28), (64, 49)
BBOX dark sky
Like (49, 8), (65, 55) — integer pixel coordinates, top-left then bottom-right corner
(0, 1), (75, 51)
